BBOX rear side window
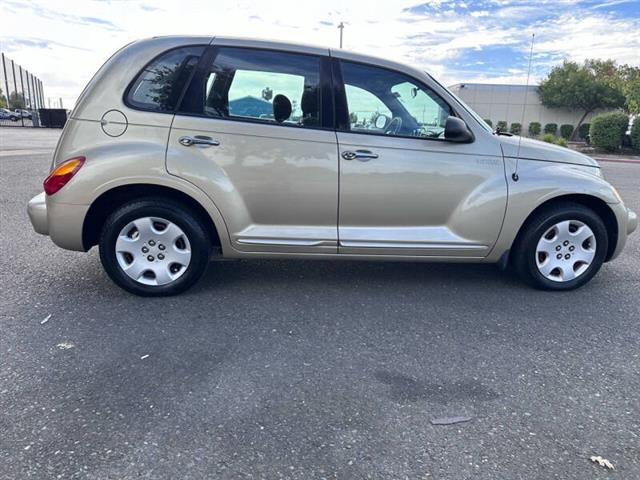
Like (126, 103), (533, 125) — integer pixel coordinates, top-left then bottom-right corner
(201, 47), (322, 128)
(126, 46), (205, 112)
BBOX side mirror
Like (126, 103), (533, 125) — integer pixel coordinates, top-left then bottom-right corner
(444, 116), (474, 143)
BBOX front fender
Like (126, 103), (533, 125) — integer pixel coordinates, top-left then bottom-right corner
(486, 159), (620, 262)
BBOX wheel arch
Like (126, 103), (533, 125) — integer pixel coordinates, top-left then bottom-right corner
(511, 193), (618, 262)
(82, 184), (222, 252)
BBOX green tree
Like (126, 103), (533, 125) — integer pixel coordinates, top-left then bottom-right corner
(538, 60), (625, 140)
(617, 65), (640, 114)
(590, 60), (640, 114)
(8, 91), (26, 109)
(586, 61), (640, 114)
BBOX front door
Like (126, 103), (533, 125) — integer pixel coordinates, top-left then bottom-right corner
(167, 46), (338, 254)
(335, 60), (507, 257)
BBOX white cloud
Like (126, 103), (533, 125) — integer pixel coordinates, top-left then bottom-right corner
(532, 13), (640, 65)
(0, 0), (637, 107)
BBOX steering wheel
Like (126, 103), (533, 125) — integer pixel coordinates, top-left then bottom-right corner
(385, 116), (402, 135)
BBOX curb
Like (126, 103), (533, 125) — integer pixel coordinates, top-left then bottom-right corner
(594, 157), (640, 165)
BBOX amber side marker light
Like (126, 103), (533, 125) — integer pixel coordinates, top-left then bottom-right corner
(43, 157), (86, 195)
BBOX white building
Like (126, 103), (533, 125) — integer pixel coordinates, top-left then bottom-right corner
(448, 83), (603, 133)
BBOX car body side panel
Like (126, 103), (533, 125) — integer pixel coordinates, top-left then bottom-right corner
(167, 115), (339, 254)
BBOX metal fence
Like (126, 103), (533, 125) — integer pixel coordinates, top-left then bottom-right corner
(1, 52), (46, 127)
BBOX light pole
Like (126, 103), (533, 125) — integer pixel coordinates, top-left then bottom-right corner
(338, 22), (344, 48)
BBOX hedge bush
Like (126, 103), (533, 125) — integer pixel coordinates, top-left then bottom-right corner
(578, 123), (590, 140)
(540, 133), (568, 148)
(559, 124), (574, 139)
(496, 120), (508, 132)
(544, 123), (558, 135)
(528, 122), (541, 137)
(630, 120), (640, 152)
(589, 112), (629, 152)
(509, 122), (522, 135)
(484, 119), (493, 127)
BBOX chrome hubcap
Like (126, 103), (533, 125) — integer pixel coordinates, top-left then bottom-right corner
(115, 217), (191, 286)
(536, 220), (596, 282)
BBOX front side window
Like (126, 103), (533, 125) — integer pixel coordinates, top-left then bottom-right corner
(202, 48), (322, 127)
(127, 46), (205, 112)
(340, 61), (452, 139)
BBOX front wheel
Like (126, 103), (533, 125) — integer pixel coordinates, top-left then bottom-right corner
(99, 198), (211, 296)
(512, 203), (608, 290)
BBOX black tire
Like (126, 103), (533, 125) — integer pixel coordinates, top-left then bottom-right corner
(99, 198), (211, 296)
(512, 202), (608, 290)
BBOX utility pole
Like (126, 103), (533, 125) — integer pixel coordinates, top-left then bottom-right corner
(338, 22), (344, 48)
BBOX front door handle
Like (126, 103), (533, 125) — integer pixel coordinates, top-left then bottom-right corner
(341, 150), (378, 161)
(179, 135), (220, 147)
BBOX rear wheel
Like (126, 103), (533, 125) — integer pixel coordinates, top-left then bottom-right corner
(99, 198), (211, 296)
(513, 203), (608, 290)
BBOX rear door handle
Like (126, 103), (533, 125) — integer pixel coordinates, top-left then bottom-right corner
(179, 135), (220, 147)
(341, 150), (378, 161)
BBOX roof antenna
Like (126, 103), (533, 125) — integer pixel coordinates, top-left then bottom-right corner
(513, 33), (535, 182)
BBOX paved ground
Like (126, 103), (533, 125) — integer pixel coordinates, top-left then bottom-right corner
(1, 127), (639, 480)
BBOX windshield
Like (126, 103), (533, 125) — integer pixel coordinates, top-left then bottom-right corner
(425, 73), (493, 134)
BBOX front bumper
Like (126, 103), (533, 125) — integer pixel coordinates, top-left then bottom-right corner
(27, 192), (49, 235)
(626, 208), (638, 235)
(27, 192), (88, 251)
(608, 203), (638, 261)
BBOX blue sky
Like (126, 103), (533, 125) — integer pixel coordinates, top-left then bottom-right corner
(1, 0), (638, 107)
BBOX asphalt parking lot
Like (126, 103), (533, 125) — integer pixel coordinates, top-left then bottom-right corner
(1, 127), (639, 479)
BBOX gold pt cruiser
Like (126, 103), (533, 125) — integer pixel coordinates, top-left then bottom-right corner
(27, 36), (637, 296)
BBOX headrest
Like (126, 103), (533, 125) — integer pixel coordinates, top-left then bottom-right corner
(272, 94), (292, 123)
(301, 87), (318, 115)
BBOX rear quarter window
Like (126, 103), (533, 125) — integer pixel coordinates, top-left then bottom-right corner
(126, 46), (205, 112)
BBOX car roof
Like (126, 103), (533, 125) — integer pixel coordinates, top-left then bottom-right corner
(148, 35), (428, 80)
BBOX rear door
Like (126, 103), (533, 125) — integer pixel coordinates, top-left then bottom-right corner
(167, 45), (338, 254)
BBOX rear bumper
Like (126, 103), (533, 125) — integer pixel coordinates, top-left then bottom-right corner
(27, 192), (88, 251)
(27, 192), (49, 235)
